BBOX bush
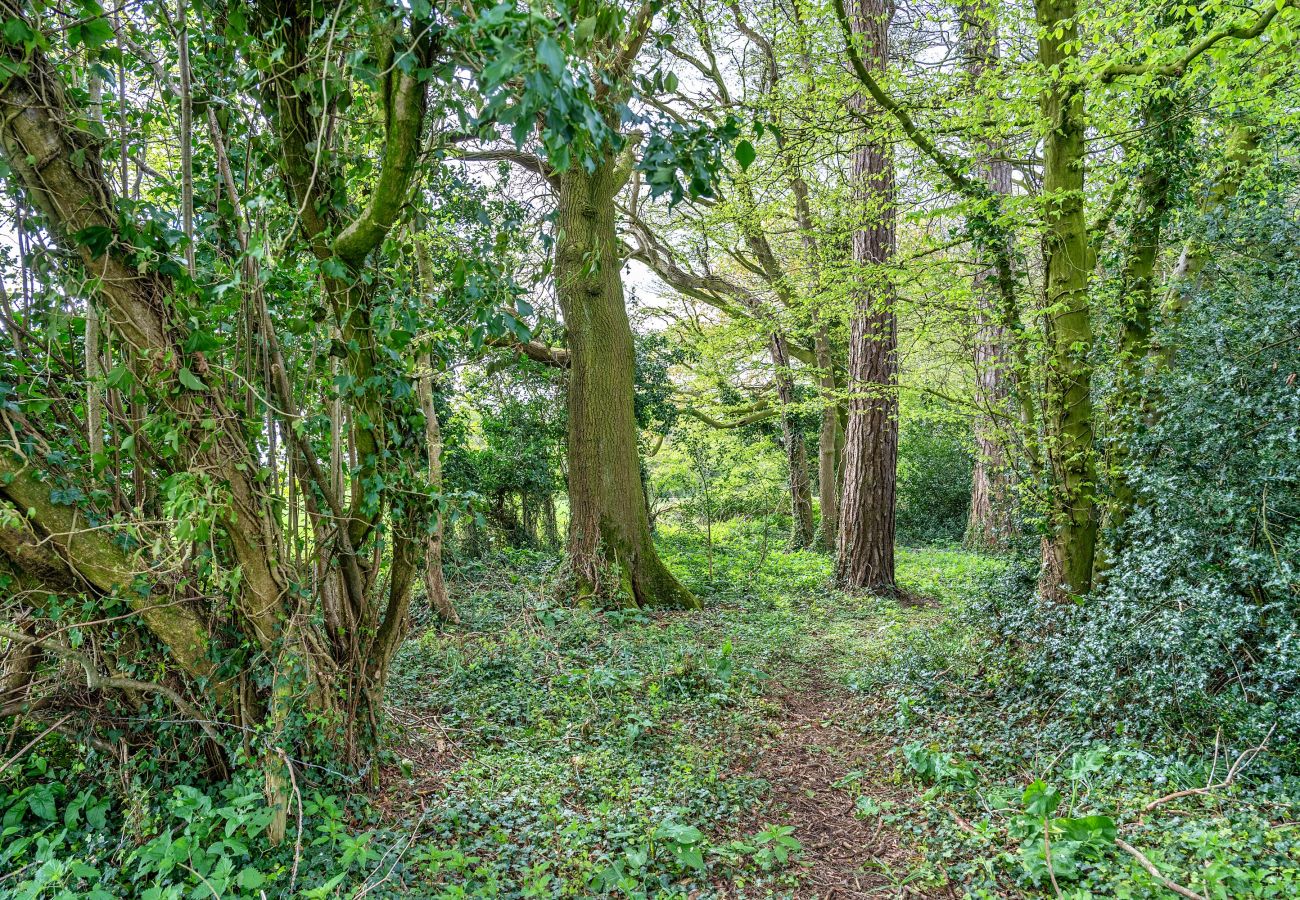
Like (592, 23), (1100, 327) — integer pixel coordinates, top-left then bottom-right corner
(897, 411), (973, 546)
(975, 193), (1300, 745)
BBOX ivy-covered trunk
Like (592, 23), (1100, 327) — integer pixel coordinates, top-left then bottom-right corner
(961, 1), (1017, 550)
(555, 159), (698, 609)
(1034, 0), (1099, 600)
(769, 334), (815, 549)
(837, 0), (898, 593)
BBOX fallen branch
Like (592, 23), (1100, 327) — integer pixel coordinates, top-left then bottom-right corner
(1142, 723), (1276, 814)
(1114, 838), (1208, 900)
(0, 713), (73, 776)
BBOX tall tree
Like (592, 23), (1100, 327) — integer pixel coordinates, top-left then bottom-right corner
(1032, 0), (1100, 599)
(465, 3), (699, 607)
(836, 0), (898, 593)
(959, 0), (1017, 550)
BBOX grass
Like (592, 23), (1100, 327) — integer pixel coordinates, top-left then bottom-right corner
(376, 522), (1008, 897)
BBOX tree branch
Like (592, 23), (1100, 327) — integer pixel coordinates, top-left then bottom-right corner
(0, 451), (217, 683)
(683, 399), (776, 429)
(456, 149), (560, 191)
(333, 31), (434, 265)
(1102, 0), (1296, 81)
(484, 334), (571, 368)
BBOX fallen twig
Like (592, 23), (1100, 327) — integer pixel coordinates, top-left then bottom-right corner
(1142, 723), (1276, 815)
(0, 713), (73, 776)
(1115, 838), (1208, 900)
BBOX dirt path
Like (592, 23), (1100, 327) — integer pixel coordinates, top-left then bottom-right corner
(734, 677), (944, 898)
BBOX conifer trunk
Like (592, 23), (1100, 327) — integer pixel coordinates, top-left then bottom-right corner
(837, 0), (898, 593)
(555, 159), (697, 609)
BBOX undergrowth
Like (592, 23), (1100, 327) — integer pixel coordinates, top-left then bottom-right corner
(3, 523), (1296, 897)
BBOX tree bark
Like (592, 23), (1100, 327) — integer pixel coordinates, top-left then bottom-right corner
(836, 0), (898, 593)
(769, 334), (815, 548)
(555, 158), (697, 609)
(1035, 0), (1099, 600)
(960, 1), (1017, 550)
(418, 358), (459, 625)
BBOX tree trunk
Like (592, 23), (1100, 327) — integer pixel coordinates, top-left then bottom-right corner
(1035, 0), (1098, 600)
(813, 327), (841, 550)
(769, 334), (815, 548)
(542, 493), (560, 549)
(555, 158), (697, 609)
(836, 0), (898, 593)
(1105, 94), (1177, 543)
(960, 2), (1017, 550)
(418, 358), (458, 625)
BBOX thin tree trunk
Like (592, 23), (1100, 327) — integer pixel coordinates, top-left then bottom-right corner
(836, 0), (898, 593)
(813, 327), (841, 550)
(417, 356), (458, 625)
(542, 493), (560, 549)
(788, 16), (842, 550)
(178, 0), (194, 276)
(85, 304), (104, 461)
(769, 333), (815, 548)
(960, 1), (1016, 550)
(555, 157), (697, 609)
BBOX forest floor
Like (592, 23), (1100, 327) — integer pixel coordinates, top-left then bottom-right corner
(372, 522), (1298, 898)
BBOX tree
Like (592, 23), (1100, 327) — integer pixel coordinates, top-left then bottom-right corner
(458, 2), (699, 607)
(835, 0), (898, 593)
(959, 0), (1017, 550)
(0, 0), (615, 836)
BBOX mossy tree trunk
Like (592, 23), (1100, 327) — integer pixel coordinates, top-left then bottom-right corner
(1034, 0), (1099, 601)
(555, 158), (698, 609)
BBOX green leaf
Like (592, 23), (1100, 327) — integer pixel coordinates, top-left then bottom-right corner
(1056, 814), (1115, 844)
(178, 367), (207, 392)
(70, 17), (114, 50)
(1023, 780), (1061, 817)
(536, 36), (565, 79)
(183, 331), (221, 353)
(2, 18), (35, 48)
(734, 139), (756, 170)
(237, 867), (266, 889)
(105, 364), (133, 388)
(27, 789), (56, 821)
(72, 225), (114, 257)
